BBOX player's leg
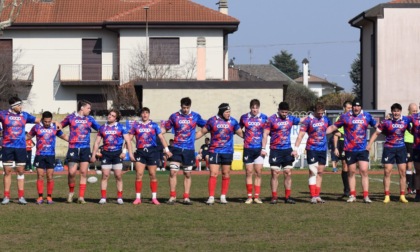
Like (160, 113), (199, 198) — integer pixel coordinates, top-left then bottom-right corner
(77, 161), (89, 204)
(148, 163), (160, 205)
(220, 161), (232, 204)
(66, 148), (78, 203)
(244, 163), (254, 203)
(133, 161), (146, 205)
(181, 150), (195, 204)
(283, 167), (295, 204)
(358, 160), (370, 203)
(398, 163), (408, 203)
(383, 163), (393, 203)
(253, 161), (264, 203)
(206, 153), (220, 205)
(46, 166), (55, 204)
(99, 166), (111, 204)
(36, 163), (45, 204)
(270, 168), (281, 204)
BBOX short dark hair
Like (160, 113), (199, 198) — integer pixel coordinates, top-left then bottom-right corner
(205, 137), (210, 141)
(343, 101), (352, 107)
(391, 103), (402, 111)
(249, 99), (260, 108)
(180, 97), (191, 107)
(77, 100), (91, 111)
(278, 102), (289, 110)
(9, 96), (22, 105)
(314, 102), (325, 111)
(109, 108), (122, 122)
(140, 107), (150, 113)
(42, 111), (53, 120)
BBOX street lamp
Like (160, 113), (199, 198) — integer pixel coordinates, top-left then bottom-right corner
(144, 6), (149, 81)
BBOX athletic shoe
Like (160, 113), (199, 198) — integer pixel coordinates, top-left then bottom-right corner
(220, 196), (228, 204)
(36, 197), (44, 205)
(347, 195), (356, 203)
(117, 198), (124, 205)
(156, 168), (161, 171)
(399, 195), (408, 203)
(270, 198), (278, 204)
(77, 197), (86, 204)
(412, 189), (417, 195)
(46, 197), (54, 204)
(18, 197), (27, 205)
(383, 195), (390, 204)
(132, 198), (141, 205)
(310, 197), (318, 204)
(67, 192), (74, 203)
(245, 198), (253, 204)
(98, 198), (107, 204)
(284, 198), (296, 204)
(363, 196), (372, 203)
(253, 198), (263, 204)
(206, 196), (215, 205)
(316, 197), (325, 204)
(151, 198), (160, 205)
(1, 197), (10, 205)
(183, 198), (193, 205)
(166, 197), (176, 205)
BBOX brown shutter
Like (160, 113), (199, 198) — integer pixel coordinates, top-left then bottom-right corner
(82, 39), (102, 80)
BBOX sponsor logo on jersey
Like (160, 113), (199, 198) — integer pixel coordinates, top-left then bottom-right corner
(276, 121), (289, 126)
(75, 120), (87, 124)
(392, 124), (404, 129)
(248, 122), (261, 126)
(40, 129), (53, 133)
(9, 116), (22, 120)
(138, 128), (151, 133)
(352, 120), (364, 124)
(178, 120), (190, 124)
(216, 124), (230, 129)
(105, 131), (117, 134)
(312, 122), (324, 127)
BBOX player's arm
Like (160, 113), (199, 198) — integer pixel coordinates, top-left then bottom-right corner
(333, 133), (340, 156)
(90, 134), (103, 163)
(158, 133), (173, 158)
(261, 128), (270, 156)
(58, 133), (69, 142)
(366, 130), (381, 151)
(235, 128), (244, 138)
(326, 125), (338, 135)
(122, 133), (135, 161)
(292, 131), (306, 157)
(195, 127), (208, 140)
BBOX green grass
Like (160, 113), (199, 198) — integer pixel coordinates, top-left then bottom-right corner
(0, 170), (419, 251)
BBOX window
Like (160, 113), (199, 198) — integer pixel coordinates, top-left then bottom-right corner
(82, 39), (102, 80)
(149, 38), (179, 65)
(0, 39), (13, 80)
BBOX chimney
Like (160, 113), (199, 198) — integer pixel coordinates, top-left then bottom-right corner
(218, 0), (228, 15)
(302, 58), (309, 87)
(196, 37), (206, 80)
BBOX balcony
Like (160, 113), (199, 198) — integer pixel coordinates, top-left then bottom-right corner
(12, 64), (34, 85)
(59, 64), (119, 86)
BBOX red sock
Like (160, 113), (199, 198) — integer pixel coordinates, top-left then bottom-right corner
(4, 191), (10, 198)
(18, 189), (24, 198)
(101, 190), (107, 198)
(183, 193), (189, 199)
(195, 159), (199, 168)
(350, 190), (356, 196)
(170, 191), (176, 198)
(79, 184), (86, 198)
(163, 161), (167, 168)
(272, 191), (278, 199)
(69, 183), (75, 193)
(246, 184), (253, 197)
(135, 181), (142, 193)
(221, 177), (230, 195)
(285, 189), (291, 199)
(309, 185), (316, 197)
(150, 181), (157, 193)
(315, 186), (321, 197)
(117, 191), (123, 198)
(400, 191), (405, 196)
(363, 191), (369, 198)
(385, 190), (390, 196)
(47, 180), (54, 196)
(254, 185), (260, 197)
(206, 160), (209, 168)
(208, 176), (217, 197)
(37, 179), (44, 195)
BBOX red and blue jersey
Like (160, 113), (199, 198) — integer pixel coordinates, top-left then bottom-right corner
(300, 114), (332, 151)
(28, 123), (63, 156)
(240, 113), (268, 149)
(377, 116), (410, 148)
(97, 122), (128, 152)
(130, 120), (161, 149)
(60, 113), (101, 148)
(407, 113), (420, 150)
(0, 110), (36, 148)
(205, 116), (240, 154)
(264, 114), (301, 150)
(164, 111), (206, 150)
(334, 110), (377, 151)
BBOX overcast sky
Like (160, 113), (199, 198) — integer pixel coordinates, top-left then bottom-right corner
(193, 0), (386, 91)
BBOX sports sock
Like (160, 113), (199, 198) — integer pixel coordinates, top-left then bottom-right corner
(69, 183), (75, 193)
(117, 191), (123, 198)
(315, 186), (321, 197)
(101, 189), (107, 198)
(183, 193), (189, 199)
(272, 191), (278, 199)
(221, 177), (230, 195)
(350, 190), (356, 196)
(4, 191), (10, 198)
(37, 179), (44, 195)
(170, 191), (176, 198)
(18, 189), (24, 198)
(285, 189), (291, 199)
(208, 176), (217, 197)
(47, 180), (54, 196)
(79, 184), (86, 198)
(254, 185), (260, 198)
(309, 184), (316, 197)
(246, 183), (253, 198)
(363, 191), (369, 198)
(135, 181), (142, 193)
(385, 190), (390, 196)
(400, 191), (405, 196)
(150, 181), (157, 193)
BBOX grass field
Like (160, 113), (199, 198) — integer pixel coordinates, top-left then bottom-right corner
(0, 169), (419, 251)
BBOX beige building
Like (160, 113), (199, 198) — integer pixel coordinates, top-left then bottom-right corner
(350, 0), (420, 112)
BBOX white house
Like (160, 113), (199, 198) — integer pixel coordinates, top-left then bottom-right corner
(0, 0), (239, 113)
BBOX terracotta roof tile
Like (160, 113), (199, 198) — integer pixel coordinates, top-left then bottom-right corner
(389, 0), (420, 3)
(1, 0), (238, 25)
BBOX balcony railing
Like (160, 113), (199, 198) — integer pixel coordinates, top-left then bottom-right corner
(59, 64), (119, 81)
(13, 64), (34, 84)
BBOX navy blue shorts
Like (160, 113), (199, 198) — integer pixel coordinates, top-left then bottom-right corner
(345, 150), (369, 165)
(135, 147), (159, 166)
(101, 150), (123, 165)
(34, 155), (55, 169)
(337, 140), (345, 160)
(169, 147), (195, 166)
(202, 150), (209, 157)
(405, 142), (413, 162)
(269, 148), (294, 167)
(2, 147), (27, 163)
(307, 150), (327, 165)
(209, 152), (233, 165)
(413, 149), (420, 163)
(382, 147), (407, 164)
(66, 148), (91, 163)
(243, 148), (263, 164)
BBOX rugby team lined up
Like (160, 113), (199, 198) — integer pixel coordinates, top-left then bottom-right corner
(0, 95), (418, 206)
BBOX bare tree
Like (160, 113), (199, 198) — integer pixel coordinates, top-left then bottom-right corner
(102, 83), (140, 111)
(0, 0), (25, 30)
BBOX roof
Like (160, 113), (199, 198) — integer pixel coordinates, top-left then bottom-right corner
(294, 74), (344, 91)
(231, 64), (296, 83)
(390, 0), (420, 3)
(2, 0), (239, 28)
